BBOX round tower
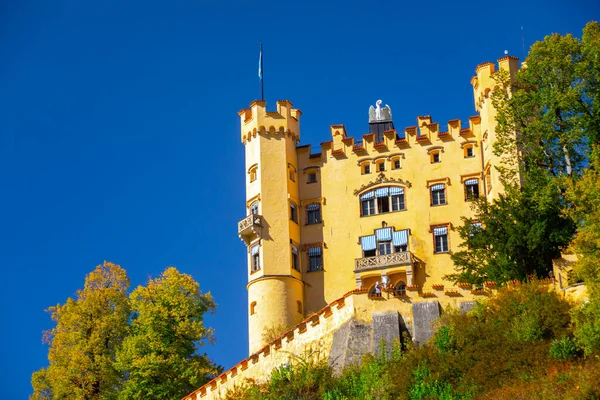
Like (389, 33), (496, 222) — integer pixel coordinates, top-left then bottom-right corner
(238, 100), (305, 354)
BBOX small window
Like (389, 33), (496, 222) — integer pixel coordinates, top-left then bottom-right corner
(430, 151), (441, 163)
(306, 203), (321, 225)
(250, 301), (257, 315)
(430, 184), (447, 206)
(290, 202), (298, 223)
(250, 201), (259, 215)
(464, 179), (480, 201)
(485, 167), (492, 193)
(469, 222), (483, 237)
(251, 245), (261, 271)
(361, 192), (376, 216)
(307, 172), (317, 183)
(362, 163), (371, 175)
(291, 245), (299, 271)
(464, 145), (475, 158)
(289, 170), (295, 181)
(297, 300), (303, 314)
(249, 166), (258, 182)
(433, 226), (449, 253)
(307, 246), (323, 272)
(377, 161), (386, 172)
(378, 240), (392, 255)
(392, 158), (401, 170)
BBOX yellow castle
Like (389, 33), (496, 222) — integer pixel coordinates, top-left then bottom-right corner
(185, 55), (520, 400)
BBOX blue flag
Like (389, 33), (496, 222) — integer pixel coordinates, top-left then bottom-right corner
(258, 46), (263, 79)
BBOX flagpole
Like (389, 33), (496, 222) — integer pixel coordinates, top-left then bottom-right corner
(260, 43), (264, 101)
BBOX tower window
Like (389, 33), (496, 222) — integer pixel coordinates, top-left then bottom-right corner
(464, 145), (475, 158)
(251, 245), (260, 272)
(433, 226), (449, 253)
(250, 301), (257, 315)
(288, 164), (296, 182)
(306, 203), (321, 225)
(307, 246), (323, 272)
(430, 151), (441, 163)
(248, 165), (258, 183)
(297, 300), (303, 314)
(464, 179), (480, 201)
(290, 202), (298, 223)
(291, 245), (299, 271)
(307, 172), (317, 183)
(430, 184), (447, 206)
(250, 201), (259, 215)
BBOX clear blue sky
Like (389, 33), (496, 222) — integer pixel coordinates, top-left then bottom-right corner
(0, 0), (596, 397)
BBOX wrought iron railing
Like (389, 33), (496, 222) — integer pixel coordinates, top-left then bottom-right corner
(238, 214), (263, 235)
(354, 251), (411, 272)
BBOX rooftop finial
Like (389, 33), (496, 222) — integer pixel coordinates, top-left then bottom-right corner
(368, 99), (392, 122)
(504, 49), (509, 55)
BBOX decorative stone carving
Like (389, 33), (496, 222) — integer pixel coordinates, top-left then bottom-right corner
(353, 173), (412, 195)
(369, 100), (392, 122)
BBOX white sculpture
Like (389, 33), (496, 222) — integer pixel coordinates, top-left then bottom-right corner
(369, 100), (392, 122)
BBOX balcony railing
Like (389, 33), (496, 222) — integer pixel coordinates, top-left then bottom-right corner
(354, 251), (412, 273)
(238, 214), (263, 241)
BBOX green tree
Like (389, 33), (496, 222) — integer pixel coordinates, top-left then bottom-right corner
(492, 21), (600, 181)
(116, 267), (219, 399)
(448, 175), (575, 285)
(31, 262), (131, 400)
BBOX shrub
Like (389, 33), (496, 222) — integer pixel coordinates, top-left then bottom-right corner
(434, 326), (457, 353)
(572, 297), (600, 356)
(549, 337), (579, 360)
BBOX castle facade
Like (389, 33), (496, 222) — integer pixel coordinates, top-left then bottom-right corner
(185, 55), (520, 400)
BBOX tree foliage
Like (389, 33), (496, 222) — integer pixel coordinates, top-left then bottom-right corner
(450, 22), (600, 284)
(31, 263), (218, 400)
(31, 262), (130, 400)
(116, 267), (219, 399)
(448, 176), (575, 285)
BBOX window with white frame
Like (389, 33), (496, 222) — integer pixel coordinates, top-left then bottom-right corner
(360, 186), (406, 217)
(307, 246), (323, 272)
(430, 184), (447, 206)
(306, 203), (321, 225)
(464, 178), (480, 201)
(251, 245), (261, 271)
(433, 226), (449, 253)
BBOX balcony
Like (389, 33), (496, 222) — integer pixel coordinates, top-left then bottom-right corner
(238, 214), (263, 244)
(354, 251), (412, 273)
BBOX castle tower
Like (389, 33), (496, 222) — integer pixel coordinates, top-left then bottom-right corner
(237, 100), (305, 354)
(471, 55), (520, 199)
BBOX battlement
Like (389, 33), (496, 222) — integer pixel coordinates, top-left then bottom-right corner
(239, 100), (302, 144)
(471, 56), (519, 112)
(297, 115), (482, 160)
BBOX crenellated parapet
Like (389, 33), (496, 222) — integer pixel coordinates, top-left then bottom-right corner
(297, 115), (482, 161)
(471, 56), (519, 112)
(239, 100), (302, 144)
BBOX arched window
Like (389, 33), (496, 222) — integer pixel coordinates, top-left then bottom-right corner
(250, 301), (257, 315)
(464, 178), (480, 201)
(464, 144), (475, 158)
(394, 281), (406, 296)
(376, 160), (386, 172)
(360, 186), (406, 217)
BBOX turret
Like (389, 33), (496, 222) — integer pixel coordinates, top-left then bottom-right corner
(470, 55), (520, 199)
(237, 100), (305, 354)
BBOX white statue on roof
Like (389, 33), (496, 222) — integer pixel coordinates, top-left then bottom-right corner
(369, 100), (392, 122)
